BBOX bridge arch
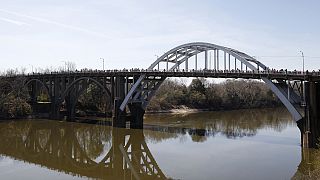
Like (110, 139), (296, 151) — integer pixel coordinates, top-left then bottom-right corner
(60, 77), (111, 103)
(120, 42), (302, 121)
(58, 77), (112, 115)
(24, 79), (52, 101)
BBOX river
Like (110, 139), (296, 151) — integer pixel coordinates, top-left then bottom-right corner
(0, 108), (316, 180)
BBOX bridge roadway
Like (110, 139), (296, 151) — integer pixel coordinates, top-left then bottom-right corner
(8, 69), (320, 81)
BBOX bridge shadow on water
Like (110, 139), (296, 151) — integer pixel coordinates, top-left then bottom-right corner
(0, 108), (312, 179)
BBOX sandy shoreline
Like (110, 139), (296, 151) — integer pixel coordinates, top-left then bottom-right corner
(146, 107), (210, 114)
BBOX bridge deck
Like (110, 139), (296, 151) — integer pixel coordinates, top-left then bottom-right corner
(3, 70), (320, 81)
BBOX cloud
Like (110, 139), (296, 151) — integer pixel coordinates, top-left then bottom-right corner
(0, 17), (29, 26)
(0, 9), (112, 39)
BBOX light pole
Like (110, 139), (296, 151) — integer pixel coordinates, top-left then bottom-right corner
(100, 58), (105, 71)
(300, 51), (305, 74)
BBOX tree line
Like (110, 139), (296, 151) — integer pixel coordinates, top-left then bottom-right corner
(148, 78), (280, 111)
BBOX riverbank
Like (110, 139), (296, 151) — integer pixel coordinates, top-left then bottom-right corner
(145, 104), (281, 115)
(146, 106), (208, 114)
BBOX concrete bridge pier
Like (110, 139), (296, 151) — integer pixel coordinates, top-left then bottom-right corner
(112, 75), (145, 129)
(66, 93), (77, 121)
(50, 100), (60, 119)
(128, 102), (144, 129)
(112, 76), (127, 128)
(112, 101), (145, 129)
(297, 81), (320, 148)
(112, 98), (126, 128)
(28, 80), (39, 113)
(50, 77), (62, 119)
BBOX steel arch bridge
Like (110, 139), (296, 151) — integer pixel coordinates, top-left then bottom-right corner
(120, 42), (302, 122)
(2, 41), (320, 148)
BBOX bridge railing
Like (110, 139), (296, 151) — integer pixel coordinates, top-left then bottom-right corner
(1, 68), (320, 78)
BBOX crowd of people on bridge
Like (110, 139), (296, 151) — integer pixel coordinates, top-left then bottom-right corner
(4, 67), (320, 77)
(23, 68), (319, 76)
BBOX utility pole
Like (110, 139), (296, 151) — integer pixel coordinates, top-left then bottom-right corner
(100, 58), (105, 71)
(300, 51), (305, 74)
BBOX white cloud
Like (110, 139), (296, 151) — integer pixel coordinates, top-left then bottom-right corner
(0, 9), (112, 39)
(0, 17), (29, 26)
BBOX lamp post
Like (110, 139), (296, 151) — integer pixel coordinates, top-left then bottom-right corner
(300, 51), (305, 74)
(100, 58), (105, 71)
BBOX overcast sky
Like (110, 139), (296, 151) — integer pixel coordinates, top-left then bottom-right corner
(0, 0), (319, 72)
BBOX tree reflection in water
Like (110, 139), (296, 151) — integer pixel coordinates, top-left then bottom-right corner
(0, 108), (300, 179)
(144, 108), (294, 143)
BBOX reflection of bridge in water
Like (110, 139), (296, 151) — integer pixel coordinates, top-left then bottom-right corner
(292, 149), (320, 179)
(0, 108), (305, 179)
(0, 121), (166, 180)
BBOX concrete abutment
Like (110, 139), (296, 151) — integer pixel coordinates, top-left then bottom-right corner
(298, 81), (320, 148)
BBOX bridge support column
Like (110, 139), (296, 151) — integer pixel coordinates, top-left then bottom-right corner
(66, 94), (77, 121)
(50, 100), (60, 119)
(29, 81), (39, 113)
(297, 81), (320, 148)
(112, 98), (126, 128)
(128, 102), (144, 129)
(50, 77), (61, 119)
(112, 76), (127, 128)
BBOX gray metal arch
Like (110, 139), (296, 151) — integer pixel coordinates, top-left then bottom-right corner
(59, 77), (112, 105)
(25, 79), (52, 100)
(148, 42), (267, 71)
(121, 42), (302, 121)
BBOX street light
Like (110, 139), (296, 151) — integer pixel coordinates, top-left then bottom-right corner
(300, 51), (305, 74)
(100, 58), (105, 71)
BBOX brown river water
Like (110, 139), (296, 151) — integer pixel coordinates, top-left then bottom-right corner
(0, 108), (317, 180)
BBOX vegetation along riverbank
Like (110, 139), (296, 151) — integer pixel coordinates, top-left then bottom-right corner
(147, 78), (281, 112)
